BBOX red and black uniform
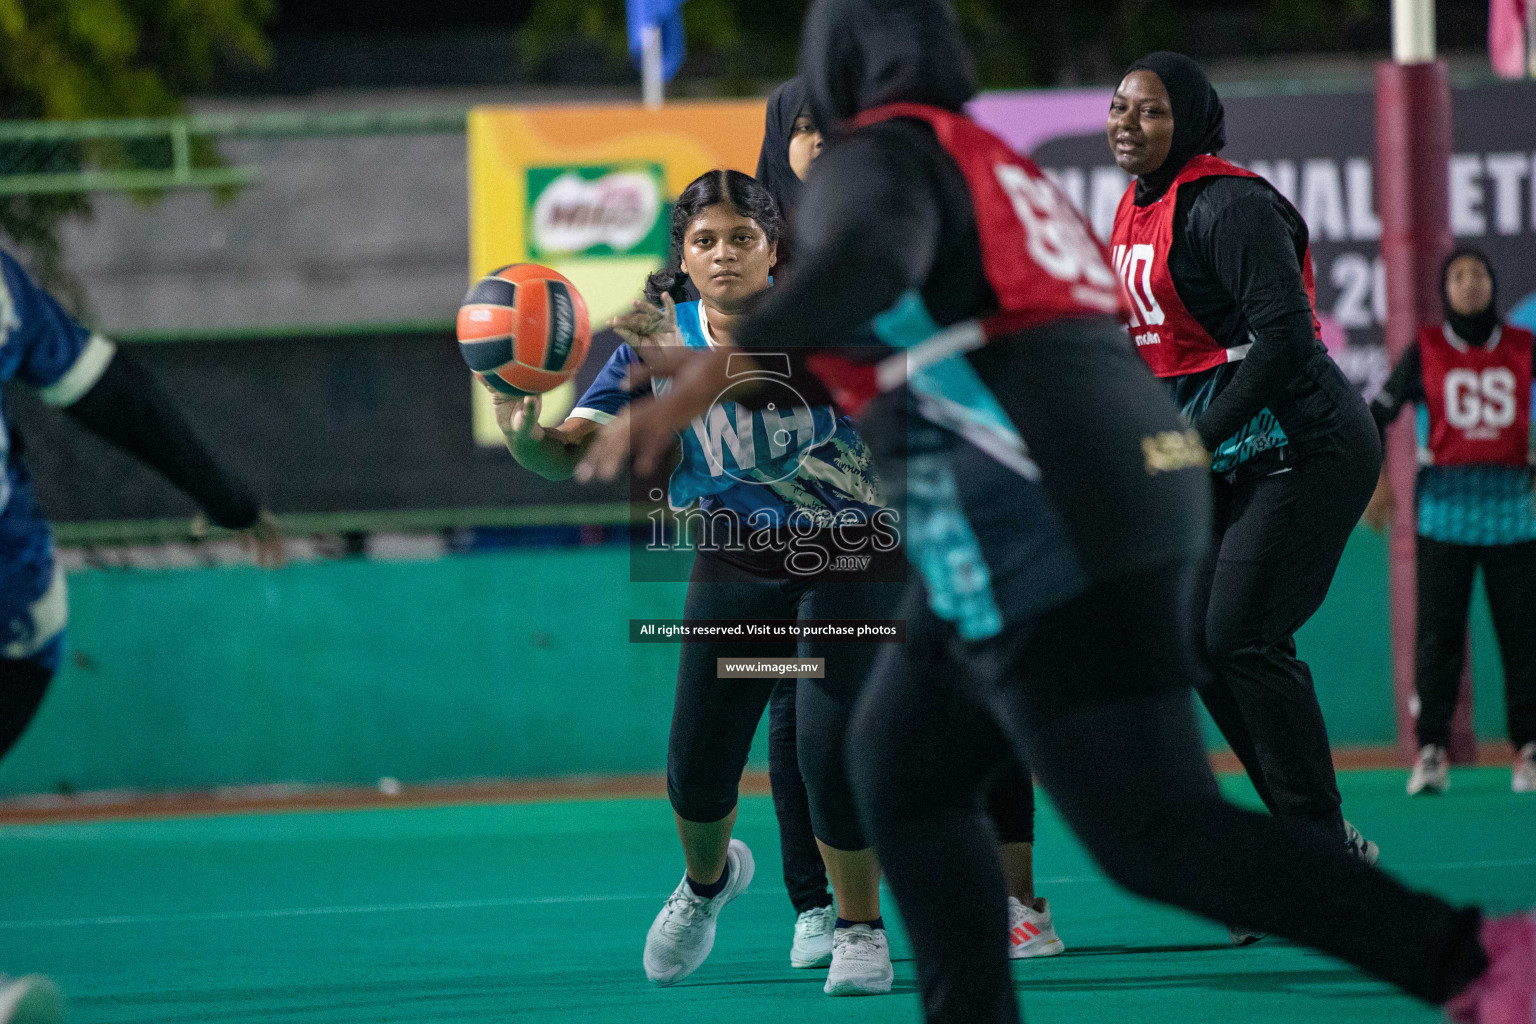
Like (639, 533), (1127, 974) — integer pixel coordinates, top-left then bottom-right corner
(735, 9), (1485, 1023)
(1112, 149), (1381, 841)
(1418, 323), (1534, 468)
(1373, 314), (1536, 754)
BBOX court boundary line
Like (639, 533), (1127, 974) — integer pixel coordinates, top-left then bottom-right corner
(4, 857), (1531, 931)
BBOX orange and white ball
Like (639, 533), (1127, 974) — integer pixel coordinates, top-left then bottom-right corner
(457, 264), (591, 396)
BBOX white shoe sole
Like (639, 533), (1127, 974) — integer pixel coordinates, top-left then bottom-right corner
(825, 969), (893, 996)
(644, 840), (755, 987)
(823, 976), (897, 994)
(791, 948), (833, 969)
(1010, 937), (1065, 959)
(0, 977), (63, 1024)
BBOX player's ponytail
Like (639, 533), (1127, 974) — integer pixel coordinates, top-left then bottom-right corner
(645, 169), (783, 309)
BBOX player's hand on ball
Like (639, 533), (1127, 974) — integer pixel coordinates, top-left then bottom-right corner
(501, 394), (544, 447)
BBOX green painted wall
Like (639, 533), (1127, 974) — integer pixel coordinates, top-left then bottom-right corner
(0, 530), (1512, 796)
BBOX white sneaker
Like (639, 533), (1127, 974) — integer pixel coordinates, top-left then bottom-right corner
(1514, 743), (1536, 794)
(1343, 820), (1379, 865)
(1007, 897), (1065, 958)
(790, 905), (835, 968)
(1408, 745), (1450, 796)
(0, 976), (62, 1024)
(642, 839), (755, 986)
(824, 923), (893, 996)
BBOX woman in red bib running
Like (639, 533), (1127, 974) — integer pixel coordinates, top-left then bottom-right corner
(1107, 53), (1383, 899)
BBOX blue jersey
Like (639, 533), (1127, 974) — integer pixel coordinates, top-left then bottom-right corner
(0, 251), (118, 668)
(570, 300), (883, 529)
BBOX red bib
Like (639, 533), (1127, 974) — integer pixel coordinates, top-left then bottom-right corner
(1420, 323), (1534, 467)
(1108, 154), (1320, 379)
(853, 103), (1126, 337)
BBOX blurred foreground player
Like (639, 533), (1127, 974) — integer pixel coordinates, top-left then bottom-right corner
(0, 250), (281, 1023)
(1367, 248), (1536, 796)
(580, 3), (1536, 1023)
(754, 75), (1064, 963)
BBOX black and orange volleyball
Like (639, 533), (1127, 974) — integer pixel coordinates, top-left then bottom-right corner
(457, 264), (591, 395)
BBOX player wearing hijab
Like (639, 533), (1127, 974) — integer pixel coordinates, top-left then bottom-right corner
(0, 249), (281, 1024)
(580, 4), (1536, 1024)
(753, 76), (1064, 963)
(1107, 54), (1383, 905)
(1368, 248), (1536, 796)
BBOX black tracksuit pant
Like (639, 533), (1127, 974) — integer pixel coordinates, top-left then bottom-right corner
(1192, 403), (1381, 838)
(1415, 535), (1536, 751)
(850, 563), (1488, 1024)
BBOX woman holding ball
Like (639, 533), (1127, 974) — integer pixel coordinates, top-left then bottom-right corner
(490, 168), (903, 996)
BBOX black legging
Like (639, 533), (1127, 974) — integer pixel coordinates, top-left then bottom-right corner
(850, 563), (1487, 1024)
(769, 678), (1037, 914)
(668, 549), (905, 851)
(1193, 379), (1381, 837)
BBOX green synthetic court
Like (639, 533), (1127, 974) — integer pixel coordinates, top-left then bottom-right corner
(5, 769), (1533, 1024)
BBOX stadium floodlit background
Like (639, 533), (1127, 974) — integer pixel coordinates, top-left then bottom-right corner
(1, 2), (1534, 1022)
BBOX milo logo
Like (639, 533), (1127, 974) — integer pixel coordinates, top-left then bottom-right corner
(527, 163), (666, 258)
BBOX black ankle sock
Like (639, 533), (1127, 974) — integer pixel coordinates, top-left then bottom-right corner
(686, 865), (730, 899)
(835, 916), (884, 931)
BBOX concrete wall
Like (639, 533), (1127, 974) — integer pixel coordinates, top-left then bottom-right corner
(0, 529), (1515, 798)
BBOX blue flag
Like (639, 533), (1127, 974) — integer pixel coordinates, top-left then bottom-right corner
(627, 0), (687, 83)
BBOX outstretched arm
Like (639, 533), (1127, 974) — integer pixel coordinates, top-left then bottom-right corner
(58, 350), (284, 565)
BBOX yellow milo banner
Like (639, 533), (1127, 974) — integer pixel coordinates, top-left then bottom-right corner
(468, 99), (767, 444)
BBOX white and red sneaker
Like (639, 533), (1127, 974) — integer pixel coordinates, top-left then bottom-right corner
(1008, 897), (1065, 959)
(1445, 911), (1535, 1024)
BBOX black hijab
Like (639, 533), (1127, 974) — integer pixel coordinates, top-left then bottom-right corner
(756, 78), (809, 263)
(799, 0), (976, 139)
(1441, 247), (1500, 345)
(1125, 52), (1227, 206)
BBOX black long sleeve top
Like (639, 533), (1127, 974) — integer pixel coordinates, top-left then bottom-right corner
(1162, 175), (1353, 459)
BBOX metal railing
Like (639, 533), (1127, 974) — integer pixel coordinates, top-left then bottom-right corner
(0, 107), (469, 196)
